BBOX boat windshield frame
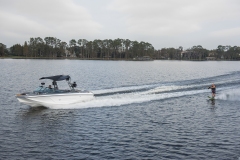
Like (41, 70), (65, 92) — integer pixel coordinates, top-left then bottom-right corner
(38, 75), (77, 92)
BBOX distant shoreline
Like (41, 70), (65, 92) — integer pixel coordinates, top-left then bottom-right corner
(0, 56), (239, 61)
(0, 56), (133, 61)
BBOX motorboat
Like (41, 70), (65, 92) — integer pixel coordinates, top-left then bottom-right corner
(16, 75), (94, 107)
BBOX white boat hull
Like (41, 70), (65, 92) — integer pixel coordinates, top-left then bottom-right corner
(16, 92), (94, 107)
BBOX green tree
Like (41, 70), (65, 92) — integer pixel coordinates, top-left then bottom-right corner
(0, 44), (4, 56)
(82, 39), (88, 58)
(77, 39), (83, 58)
(216, 45), (225, 59)
(23, 41), (28, 57)
(123, 39), (131, 59)
(10, 44), (23, 56)
(69, 39), (76, 57)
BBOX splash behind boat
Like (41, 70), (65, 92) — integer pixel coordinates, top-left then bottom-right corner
(16, 75), (94, 107)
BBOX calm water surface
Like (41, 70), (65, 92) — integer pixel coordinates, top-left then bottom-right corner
(0, 59), (240, 159)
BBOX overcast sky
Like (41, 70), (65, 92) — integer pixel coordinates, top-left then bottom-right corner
(1, 0), (240, 50)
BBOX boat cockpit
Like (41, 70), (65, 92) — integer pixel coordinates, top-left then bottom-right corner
(33, 75), (79, 94)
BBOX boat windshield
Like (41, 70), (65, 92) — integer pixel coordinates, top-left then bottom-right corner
(33, 86), (55, 93)
(34, 86), (45, 92)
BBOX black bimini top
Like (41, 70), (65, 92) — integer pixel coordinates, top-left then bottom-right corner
(39, 75), (70, 81)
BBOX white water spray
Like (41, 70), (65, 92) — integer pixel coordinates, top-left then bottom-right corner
(217, 88), (240, 101)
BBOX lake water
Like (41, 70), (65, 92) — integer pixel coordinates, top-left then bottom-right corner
(0, 59), (240, 159)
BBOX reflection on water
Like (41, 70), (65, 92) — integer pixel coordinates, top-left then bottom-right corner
(20, 106), (75, 119)
(210, 99), (215, 105)
(209, 101), (216, 112)
(16, 106), (48, 122)
(21, 106), (48, 117)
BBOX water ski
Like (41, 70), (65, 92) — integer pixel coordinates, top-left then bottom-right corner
(208, 96), (215, 100)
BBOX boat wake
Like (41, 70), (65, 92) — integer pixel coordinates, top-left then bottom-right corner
(47, 84), (207, 109)
(45, 71), (240, 109)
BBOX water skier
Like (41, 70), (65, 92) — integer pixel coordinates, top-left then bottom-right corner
(208, 84), (216, 99)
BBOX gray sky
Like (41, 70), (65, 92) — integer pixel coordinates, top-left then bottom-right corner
(1, 0), (240, 50)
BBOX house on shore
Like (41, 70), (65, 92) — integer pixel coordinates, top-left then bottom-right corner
(133, 56), (153, 61)
(206, 52), (217, 60)
(206, 57), (216, 60)
(65, 49), (76, 58)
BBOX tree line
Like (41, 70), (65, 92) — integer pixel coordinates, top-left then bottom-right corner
(6, 37), (155, 59)
(1, 38), (240, 60)
(155, 45), (240, 60)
